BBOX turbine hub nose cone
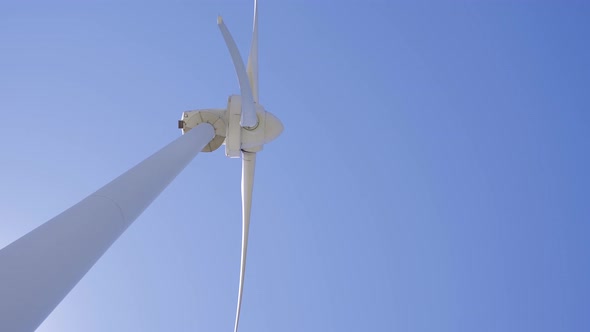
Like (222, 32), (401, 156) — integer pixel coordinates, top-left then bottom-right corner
(263, 111), (283, 144)
(238, 103), (283, 151)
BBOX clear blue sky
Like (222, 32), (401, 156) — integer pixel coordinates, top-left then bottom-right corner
(1, 0), (588, 331)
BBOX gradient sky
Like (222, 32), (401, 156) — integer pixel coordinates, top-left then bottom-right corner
(1, 1), (589, 331)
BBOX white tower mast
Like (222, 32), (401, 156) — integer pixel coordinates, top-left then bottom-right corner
(0, 124), (214, 332)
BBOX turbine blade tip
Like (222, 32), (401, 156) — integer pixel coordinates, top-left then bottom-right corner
(217, 15), (223, 24)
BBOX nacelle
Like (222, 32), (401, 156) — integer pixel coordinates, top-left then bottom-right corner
(179, 95), (283, 158)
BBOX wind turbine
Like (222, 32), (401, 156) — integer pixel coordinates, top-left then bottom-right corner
(0, 1), (281, 331)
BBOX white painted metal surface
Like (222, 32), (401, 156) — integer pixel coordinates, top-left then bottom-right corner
(181, 95), (283, 156)
(241, 103), (283, 151)
(234, 151), (256, 332)
(213, 2), (284, 331)
(0, 123), (215, 332)
(246, 0), (259, 103)
(226, 95), (244, 158)
(176, 10), (284, 331)
(217, 16), (258, 129)
(180, 108), (226, 152)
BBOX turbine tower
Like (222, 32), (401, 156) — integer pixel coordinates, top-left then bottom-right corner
(0, 1), (281, 331)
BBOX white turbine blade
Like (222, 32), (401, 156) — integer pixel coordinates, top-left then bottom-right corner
(246, 0), (259, 103)
(217, 16), (258, 129)
(234, 151), (256, 332)
(0, 124), (215, 332)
